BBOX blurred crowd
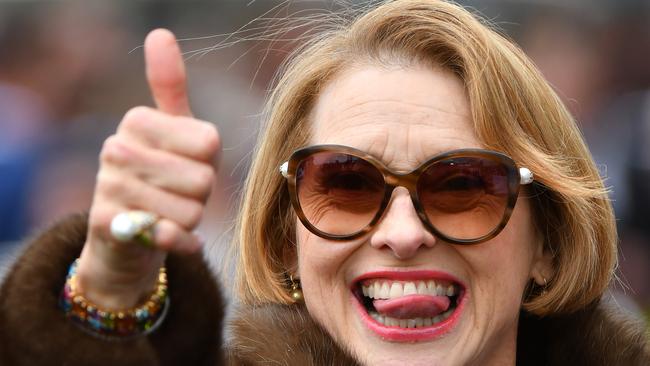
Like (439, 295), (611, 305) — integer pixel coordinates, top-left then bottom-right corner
(1, 0), (648, 319)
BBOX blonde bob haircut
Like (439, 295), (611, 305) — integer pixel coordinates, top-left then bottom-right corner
(234, 0), (617, 316)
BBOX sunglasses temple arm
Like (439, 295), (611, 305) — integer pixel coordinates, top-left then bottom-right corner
(519, 167), (534, 185)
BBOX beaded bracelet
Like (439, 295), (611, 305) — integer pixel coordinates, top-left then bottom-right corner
(59, 259), (169, 339)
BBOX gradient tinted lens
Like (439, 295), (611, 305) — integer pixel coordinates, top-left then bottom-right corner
(417, 156), (511, 240)
(295, 152), (384, 236)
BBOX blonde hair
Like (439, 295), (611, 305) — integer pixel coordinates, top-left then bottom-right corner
(233, 0), (617, 315)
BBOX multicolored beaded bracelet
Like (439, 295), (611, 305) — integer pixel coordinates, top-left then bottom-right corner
(59, 259), (169, 339)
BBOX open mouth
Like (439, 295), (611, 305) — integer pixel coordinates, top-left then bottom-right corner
(351, 272), (466, 341)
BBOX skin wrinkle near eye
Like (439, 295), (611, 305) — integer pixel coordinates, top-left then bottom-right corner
(302, 190), (377, 225)
(300, 180), (381, 222)
(301, 191), (334, 224)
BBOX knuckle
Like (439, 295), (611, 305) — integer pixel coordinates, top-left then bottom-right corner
(88, 205), (114, 235)
(155, 226), (177, 251)
(195, 166), (215, 196)
(198, 123), (220, 159)
(120, 106), (154, 133)
(96, 171), (126, 199)
(100, 135), (129, 165)
(99, 135), (124, 164)
(183, 201), (204, 229)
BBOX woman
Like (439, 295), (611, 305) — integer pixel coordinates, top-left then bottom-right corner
(0, 1), (648, 365)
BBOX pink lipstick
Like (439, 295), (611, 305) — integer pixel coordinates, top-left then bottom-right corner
(351, 270), (467, 342)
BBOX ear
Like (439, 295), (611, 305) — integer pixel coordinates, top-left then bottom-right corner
(282, 241), (300, 279)
(530, 238), (555, 286)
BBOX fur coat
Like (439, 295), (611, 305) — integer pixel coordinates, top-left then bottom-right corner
(0, 215), (648, 365)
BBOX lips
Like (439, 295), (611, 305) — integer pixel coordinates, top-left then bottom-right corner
(351, 271), (466, 342)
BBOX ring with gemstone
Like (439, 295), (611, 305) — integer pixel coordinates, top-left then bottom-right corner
(110, 210), (158, 246)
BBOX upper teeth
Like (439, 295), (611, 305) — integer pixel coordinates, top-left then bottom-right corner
(362, 280), (457, 299)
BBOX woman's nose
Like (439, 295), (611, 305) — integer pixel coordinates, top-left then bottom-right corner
(369, 187), (437, 259)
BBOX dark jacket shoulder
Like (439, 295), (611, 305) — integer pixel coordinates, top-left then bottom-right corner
(0, 214), (225, 366)
(518, 300), (650, 365)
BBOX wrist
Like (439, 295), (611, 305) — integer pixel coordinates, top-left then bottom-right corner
(76, 263), (159, 309)
(60, 259), (168, 338)
(77, 240), (164, 309)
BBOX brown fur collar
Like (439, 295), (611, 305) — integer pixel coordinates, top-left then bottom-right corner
(227, 304), (359, 365)
(0, 214), (224, 366)
(229, 301), (649, 366)
(517, 301), (650, 365)
(1, 215), (648, 365)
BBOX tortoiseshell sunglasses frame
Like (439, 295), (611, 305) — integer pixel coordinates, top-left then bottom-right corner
(280, 144), (533, 244)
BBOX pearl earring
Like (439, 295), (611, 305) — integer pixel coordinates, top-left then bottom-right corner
(289, 274), (303, 303)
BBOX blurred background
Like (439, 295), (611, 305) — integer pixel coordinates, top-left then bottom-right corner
(0, 0), (648, 322)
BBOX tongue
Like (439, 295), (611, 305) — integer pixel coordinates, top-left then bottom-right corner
(373, 295), (450, 319)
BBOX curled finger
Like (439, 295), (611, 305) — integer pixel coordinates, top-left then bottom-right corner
(96, 169), (205, 230)
(152, 218), (202, 254)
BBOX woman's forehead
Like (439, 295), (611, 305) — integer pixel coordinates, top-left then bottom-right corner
(309, 65), (481, 168)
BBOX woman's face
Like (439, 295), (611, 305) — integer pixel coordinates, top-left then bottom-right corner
(295, 64), (549, 365)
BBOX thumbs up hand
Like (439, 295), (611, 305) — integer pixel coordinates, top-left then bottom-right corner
(76, 29), (221, 310)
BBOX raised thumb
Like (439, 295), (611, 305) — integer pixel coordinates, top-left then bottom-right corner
(144, 29), (192, 117)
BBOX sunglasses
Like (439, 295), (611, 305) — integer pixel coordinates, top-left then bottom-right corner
(279, 145), (534, 244)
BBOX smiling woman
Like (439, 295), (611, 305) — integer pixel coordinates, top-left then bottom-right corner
(286, 65), (544, 364)
(0, 1), (648, 365)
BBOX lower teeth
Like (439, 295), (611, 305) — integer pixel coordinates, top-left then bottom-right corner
(369, 308), (454, 328)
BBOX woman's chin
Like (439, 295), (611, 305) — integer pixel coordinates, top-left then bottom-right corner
(342, 292), (471, 366)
